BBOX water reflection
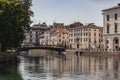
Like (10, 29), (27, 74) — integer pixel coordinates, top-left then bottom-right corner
(0, 64), (22, 80)
(19, 55), (120, 80)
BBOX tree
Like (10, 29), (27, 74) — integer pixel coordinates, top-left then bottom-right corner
(0, 0), (33, 51)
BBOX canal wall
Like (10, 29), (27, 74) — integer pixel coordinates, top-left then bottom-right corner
(81, 51), (120, 57)
(65, 49), (120, 57)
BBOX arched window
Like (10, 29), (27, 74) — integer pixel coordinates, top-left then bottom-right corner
(106, 24), (110, 33)
(115, 13), (117, 20)
(115, 23), (118, 33)
(107, 15), (109, 21)
(115, 39), (118, 44)
(106, 40), (109, 44)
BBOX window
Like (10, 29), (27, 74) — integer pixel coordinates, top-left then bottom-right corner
(74, 33), (76, 36)
(84, 38), (85, 42)
(115, 13), (117, 20)
(107, 24), (110, 33)
(94, 33), (96, 36)
(71, 39), (73, 42)
(59, 39), (61, 42)
(107, 15), (109, 21)
(89, 39), (91, 42)
(94, 40), (96, 43)
(30, 39), (32, 42)
(115, 39), (118, 44)
(106, 40), (109, 44)
(59, 34), (61, 37)
(89, 44), (91, 48)
(115, 23), (118, 33)
(36, 31), (38, 34)
(89, 33), (91, 36)
(107, 46), (109, 48)
(36, 35), (38, 38)
(99, 33), (100, 36)
(84, 33), (85, 36)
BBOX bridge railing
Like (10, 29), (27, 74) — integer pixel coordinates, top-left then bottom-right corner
(20, 45), (66, 52)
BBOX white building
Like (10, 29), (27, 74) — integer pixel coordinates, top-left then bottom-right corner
(24, 23), (50, 47)
(39, 30), (51, 45)
(68, 22), (103, 50)
(102, 4), (120, 51)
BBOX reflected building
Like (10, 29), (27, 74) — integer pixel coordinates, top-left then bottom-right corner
(19, 56), (120, 80)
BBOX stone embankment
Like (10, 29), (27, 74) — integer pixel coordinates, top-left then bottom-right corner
(81, 51), (120, 57)
(66, 49), (120, 57)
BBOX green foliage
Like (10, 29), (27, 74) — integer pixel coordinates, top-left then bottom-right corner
(0, 0), (33, 51)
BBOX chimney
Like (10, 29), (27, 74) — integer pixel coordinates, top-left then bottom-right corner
(118, 3), (120, 6)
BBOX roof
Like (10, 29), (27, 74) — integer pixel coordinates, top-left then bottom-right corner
(50, 29), (68, 34)
(69, 22), (83, 28)
(58, 29), (68, 34)
(31, 23), (48, 28)
(68, 25), (103, 30)
(102, 4), (120, 11)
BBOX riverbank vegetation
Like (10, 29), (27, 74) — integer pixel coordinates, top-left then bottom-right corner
(0, 51), (19, 63)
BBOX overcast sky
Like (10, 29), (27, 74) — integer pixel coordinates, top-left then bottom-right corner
(31, 0), (120, 26)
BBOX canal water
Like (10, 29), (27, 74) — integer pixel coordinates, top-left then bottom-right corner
(0, 54), (120, 80)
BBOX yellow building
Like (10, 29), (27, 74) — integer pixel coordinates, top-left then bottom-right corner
(50, 29), (69, 47)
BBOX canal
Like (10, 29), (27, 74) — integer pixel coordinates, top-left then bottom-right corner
(0, 53), (120, 80)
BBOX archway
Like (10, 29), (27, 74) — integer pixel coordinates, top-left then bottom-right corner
(113, 37), (119, 51)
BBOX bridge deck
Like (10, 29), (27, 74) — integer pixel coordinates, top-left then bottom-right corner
(20, 46), (66, 52)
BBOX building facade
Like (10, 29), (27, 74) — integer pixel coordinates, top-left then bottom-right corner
(39, 30), (51, 45)
(50, 23), (66, 29)
(69, 22), (103, 50)
(102, 4), (120, 51)
(24, 23), (50, 47)
(40, 29), (69, 47)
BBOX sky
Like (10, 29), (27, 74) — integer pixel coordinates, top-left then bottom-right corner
(31, 0), (120, 26)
